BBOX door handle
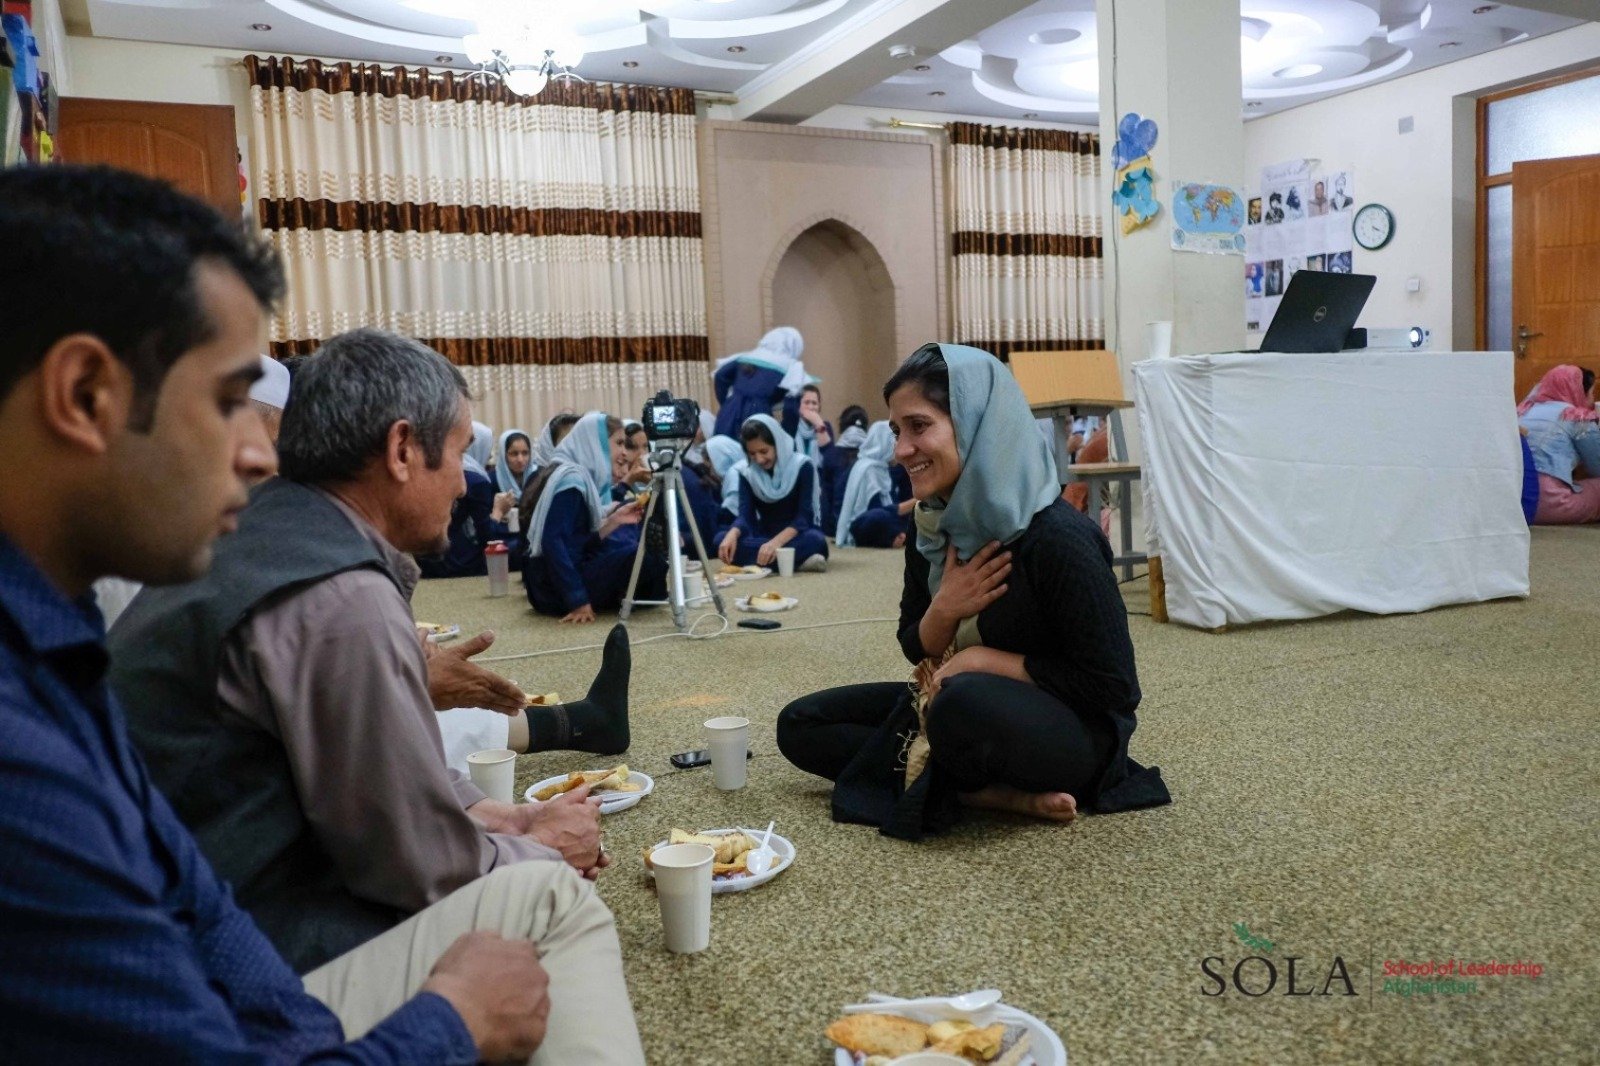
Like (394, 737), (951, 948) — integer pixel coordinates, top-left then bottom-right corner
(1516, 324), (1543, 358)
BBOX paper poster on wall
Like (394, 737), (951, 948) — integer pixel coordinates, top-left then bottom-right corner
(1245, 162), (1355, 333)
(1170, 181), (1247, 254)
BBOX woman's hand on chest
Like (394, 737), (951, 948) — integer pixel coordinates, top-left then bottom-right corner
(931, 541), (1012, 623)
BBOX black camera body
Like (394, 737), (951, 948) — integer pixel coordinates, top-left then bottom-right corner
(642, 390), (700, 442)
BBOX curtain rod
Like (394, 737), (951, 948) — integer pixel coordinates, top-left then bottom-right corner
(888, 118), (945, 131)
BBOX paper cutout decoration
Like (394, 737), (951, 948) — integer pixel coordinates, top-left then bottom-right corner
(1111, 112), (1161, 235)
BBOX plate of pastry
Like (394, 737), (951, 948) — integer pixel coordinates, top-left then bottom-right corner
(643, 827), (795, 894)
(737, 592), (797, 612)
(718, 564), (772, 581)
(525, 765), (653, 814)
(416, 622), (461, 643)
(826, 997), (1065, 1066)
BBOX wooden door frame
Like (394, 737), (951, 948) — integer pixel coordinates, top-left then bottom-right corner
(1475, 65), (1600, 349)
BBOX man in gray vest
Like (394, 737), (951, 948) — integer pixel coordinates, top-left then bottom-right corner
(109, 329), (628, 991)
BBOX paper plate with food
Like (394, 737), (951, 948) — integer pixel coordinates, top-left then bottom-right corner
(826, 997), (1065, 1066)
(643, 827), (794, 894)
(737, 591), (798, 613)
(416, 622), (461, 643)
(718, 564), (772, 581)
(525, 764), (654, 814)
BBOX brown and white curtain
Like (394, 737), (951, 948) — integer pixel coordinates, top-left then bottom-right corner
(947, 123), (1103, 360)
(245, 56), (708, 431)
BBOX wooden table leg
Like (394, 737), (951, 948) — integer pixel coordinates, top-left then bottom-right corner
(1149, 555), (1168, 624)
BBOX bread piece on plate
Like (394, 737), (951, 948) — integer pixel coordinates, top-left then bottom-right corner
(931, 1021), (1004, 1061)
(824, 1013), (928, 1058)
(989, 1025), (1032, 1066)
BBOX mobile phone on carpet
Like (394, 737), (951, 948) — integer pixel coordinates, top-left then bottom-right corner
(738, 619), (781, 630)
(670, 749), (754, 769)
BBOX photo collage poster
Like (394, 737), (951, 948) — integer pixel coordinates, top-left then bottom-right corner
(1244, 160), (1355, 333)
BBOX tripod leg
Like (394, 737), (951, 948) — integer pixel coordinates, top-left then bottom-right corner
(677, 480), (727, 617)
(662, 478), (687, 630)
(618, 487), (661, 622)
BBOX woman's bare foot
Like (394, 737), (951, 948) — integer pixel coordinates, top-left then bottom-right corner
(959, 784), (1078, 822)
(892, 532), (907, 548)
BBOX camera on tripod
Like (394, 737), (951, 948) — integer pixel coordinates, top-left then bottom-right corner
(643, 390), (699, 442)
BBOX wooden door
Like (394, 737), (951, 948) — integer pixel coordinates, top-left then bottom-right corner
(55, 98), (240, 216)
(1511, 153), (1600, 399)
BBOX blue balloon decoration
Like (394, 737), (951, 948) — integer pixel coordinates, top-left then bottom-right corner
(1112, 112), (1159, 170)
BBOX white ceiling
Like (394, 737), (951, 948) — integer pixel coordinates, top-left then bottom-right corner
(81, 0), (1588, 122)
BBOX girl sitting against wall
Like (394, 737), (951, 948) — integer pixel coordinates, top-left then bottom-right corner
(419, 421), (520, 578)
(521, 412), (666, 623)
(495, 428), (535, 497)
(834, 420), (914, 549)
(717, 415), (829, 572)
(824, 404), (871, 530)
(1518, 365), (1600, 525)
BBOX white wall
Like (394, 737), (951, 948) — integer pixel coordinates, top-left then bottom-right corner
(1243, 22), (1600, 351)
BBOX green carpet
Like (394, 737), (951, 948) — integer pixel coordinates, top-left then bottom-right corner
(412, 529), (1598, 1065)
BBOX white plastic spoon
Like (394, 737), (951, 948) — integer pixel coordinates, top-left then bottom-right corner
(744, 821), (777, 875)
(840, 988), (1003, 1016)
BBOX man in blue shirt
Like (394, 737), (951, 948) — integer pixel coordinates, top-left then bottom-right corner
(0, 165), (638, 1062)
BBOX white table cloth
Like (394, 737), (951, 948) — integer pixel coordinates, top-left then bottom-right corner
(1132, 349), (1530, 629)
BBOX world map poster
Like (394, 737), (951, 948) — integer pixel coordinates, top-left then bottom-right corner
(1169, 181), (1247, 255)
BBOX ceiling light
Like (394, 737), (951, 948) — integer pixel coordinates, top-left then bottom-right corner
(461, 0), (588, 99)
(434, 55), (453, 63)
(726, 45), (747, 53)
(913, 64), (931, 72)
(1472, 4), (1497, 12)
(1022, 112), (1039, 119)
(1273, 63), (1324, 79)
(928, 90), (945, 97)
(888, 44), (918, 59)
(1439, 41), (1461, 48)
(1245, 101), (1263, 108)
(250, 23), (271, 31)
(622, 60), (639, 68)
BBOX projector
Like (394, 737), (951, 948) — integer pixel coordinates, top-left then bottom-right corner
(1344, 326), (1430, 350)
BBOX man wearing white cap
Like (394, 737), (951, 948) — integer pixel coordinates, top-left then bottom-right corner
(96, 354), (290, 628)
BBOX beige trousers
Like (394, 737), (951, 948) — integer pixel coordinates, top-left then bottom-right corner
(303, 862), (645, 1065)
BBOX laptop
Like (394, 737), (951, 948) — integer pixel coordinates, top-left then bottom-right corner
(1259, 271), (1376, 353)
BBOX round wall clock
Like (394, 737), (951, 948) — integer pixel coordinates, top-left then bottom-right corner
(1353, 203), (1394, 250)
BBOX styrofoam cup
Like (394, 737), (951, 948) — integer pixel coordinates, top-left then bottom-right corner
(703, 716), (750, 790)
(684, 569), (707, 603)
(466, 748), (517, 804)
(775, 546), (796, 577)
(652, 843), (714, 953)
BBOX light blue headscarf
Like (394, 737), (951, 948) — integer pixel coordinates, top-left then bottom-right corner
(911, 344), (1060, 595)
(464, 421), (494, 479)
(835, 421), (896, 547)
(495, 429), (534, 495)
(525, 411), (612, 558)
(738, 414), (808, 505)
(721, 459), (747, 515)
(531, 417), (563, 467)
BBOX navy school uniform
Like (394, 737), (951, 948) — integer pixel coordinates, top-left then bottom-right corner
(522, 486), (666, 616)
(714, 359), (800, 439)
(849, 465), (914, 548)
(418, 468), (517, 578)
(730, 462), (828, 567)
(822, 443), (856, 533)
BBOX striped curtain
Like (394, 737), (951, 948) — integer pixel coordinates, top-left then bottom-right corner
(947, 123), (1103, 360)
(245, 55), (708, 431)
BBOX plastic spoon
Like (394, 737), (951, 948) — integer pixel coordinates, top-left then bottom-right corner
(744, 821), (777, 875)
(840, 989), (1003, 1016)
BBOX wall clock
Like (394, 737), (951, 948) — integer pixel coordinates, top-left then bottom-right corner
(1353, 203), (1394, 251)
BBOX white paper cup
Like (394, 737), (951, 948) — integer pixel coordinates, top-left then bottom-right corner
(703, 716), (750, 790)
(683, 570), (707, 603)
(652, 842), (714, 953)
(775, 546), (796, 577)
(466, 748), (517, 804)
(1146, 319), (1174, 360)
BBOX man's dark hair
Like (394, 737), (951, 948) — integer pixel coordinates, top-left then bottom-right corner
(838, 404), (870, 432)
(0, 165), (284, 430)
(1583, 368), (1595, 394)
(547, 413), (580, 447)
(277, 328), (470, 485)
(882, 343), (951, 412)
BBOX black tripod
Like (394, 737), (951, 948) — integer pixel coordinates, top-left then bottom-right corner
(618, 443), (727, 630)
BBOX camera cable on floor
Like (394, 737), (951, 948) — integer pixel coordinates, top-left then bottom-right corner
(474, 610), (902, 664)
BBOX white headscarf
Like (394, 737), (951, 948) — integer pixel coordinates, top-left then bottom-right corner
(531, 419), (560, 466)
(716, 327), (809, 397)
(835, 421), (896, 546)
(739, 414), (809, 505)
(249, 354), (290, 409)
(465, 421), (494, 479)
(526, 411), (613, 558)
(495, 429), (534, 495)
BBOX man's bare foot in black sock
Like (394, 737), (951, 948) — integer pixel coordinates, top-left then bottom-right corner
(525, 624), (631, 755)
(959, 784), (1078, 822)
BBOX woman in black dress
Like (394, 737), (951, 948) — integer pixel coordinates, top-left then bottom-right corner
(776, 343), (1170, 840)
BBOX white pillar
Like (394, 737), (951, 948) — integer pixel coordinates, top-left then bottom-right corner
(1097, 0), (1245, 377)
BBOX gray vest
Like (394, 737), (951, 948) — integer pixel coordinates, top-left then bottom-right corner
(110, 478), (407, 972)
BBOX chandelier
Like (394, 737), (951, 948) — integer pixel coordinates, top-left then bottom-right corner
(461, 0), (588, 98)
